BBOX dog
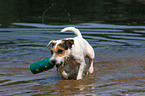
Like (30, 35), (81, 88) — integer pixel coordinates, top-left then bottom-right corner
(47, 27), (95, 80)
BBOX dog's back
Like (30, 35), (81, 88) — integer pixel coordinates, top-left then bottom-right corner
(61, 27), (92, 58)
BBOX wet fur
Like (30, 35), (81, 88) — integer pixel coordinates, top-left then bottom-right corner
(48, 27), (95, 80)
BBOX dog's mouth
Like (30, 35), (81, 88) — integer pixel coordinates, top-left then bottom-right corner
(50, 58), (65, 68)
(56, 61), (64, 68)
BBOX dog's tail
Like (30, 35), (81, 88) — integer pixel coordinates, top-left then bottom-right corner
(61, 27), (82, 38)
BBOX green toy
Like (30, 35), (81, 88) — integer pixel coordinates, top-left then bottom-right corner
(30, 58), (54, 74)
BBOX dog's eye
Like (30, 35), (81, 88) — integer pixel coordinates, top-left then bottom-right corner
(57, 50), (64, 54)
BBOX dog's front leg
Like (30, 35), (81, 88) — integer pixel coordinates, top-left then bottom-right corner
(59, 68), (68, 79)
(76, 62), (86, 80)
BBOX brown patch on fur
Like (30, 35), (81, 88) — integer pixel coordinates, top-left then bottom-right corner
(50, 40), (74, 57)
(50, 44), (68, 57)
(56, 45), (68, 57)
(62, 39), (74, 48)
(50, 45), (55, 52)
(61, 40), (65, 44)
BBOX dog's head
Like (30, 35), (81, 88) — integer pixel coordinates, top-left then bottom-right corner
(47, 39), (74, 68)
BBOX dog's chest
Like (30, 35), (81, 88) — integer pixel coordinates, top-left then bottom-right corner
(64, 56), (79, 66)
(64, 56), (79, 73)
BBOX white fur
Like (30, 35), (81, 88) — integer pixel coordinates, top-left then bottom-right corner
(49, 40), (69, 65)
(48, 27), (95, 80)
(61, 27), (82, 38)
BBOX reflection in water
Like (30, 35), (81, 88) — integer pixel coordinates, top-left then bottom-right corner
(0, 22), (145, 95)
(54, 79), (95, 95)
(0, 0), (145, 27)
(0, 0), (145, 95)
(0, 1), (14, 27)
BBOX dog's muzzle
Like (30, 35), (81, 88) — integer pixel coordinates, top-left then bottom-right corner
(51, 60), (57, 65)
(51, 59), (64, 68)
(56, 61), (64, 68)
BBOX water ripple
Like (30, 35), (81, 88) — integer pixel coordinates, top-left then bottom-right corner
(0, 23), (145, 96)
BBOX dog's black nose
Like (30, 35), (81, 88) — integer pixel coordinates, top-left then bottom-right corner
(51, 60), (56, 64)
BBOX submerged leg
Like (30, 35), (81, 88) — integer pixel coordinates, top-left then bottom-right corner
(77, 62), (86, 80)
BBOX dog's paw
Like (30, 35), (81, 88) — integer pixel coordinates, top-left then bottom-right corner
(88, 68), (94, 74)
(76, 76), (83, 80)
(60, 70), (68, 79)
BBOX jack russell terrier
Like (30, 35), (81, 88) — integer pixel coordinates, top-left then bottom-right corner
(47, 27), (95, 80)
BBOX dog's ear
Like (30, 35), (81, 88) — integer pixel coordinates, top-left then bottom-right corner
(63, 39), (74, 48)
(47, 40), (56, 47)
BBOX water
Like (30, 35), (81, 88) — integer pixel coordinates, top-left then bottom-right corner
(1, 0), (145, 27)
(0, 23), (145, 96)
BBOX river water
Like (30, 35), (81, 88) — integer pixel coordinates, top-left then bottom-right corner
(0, 23), (145, 96)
